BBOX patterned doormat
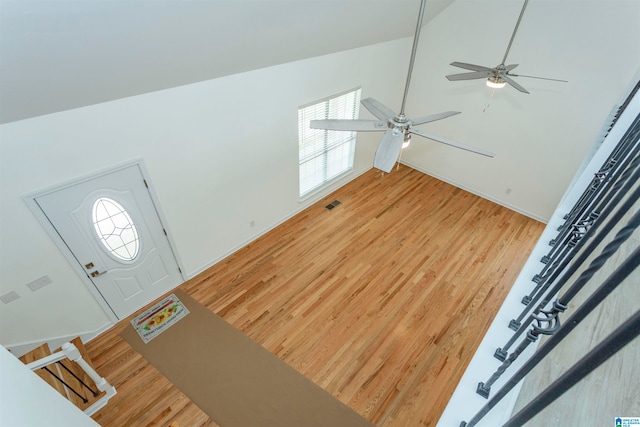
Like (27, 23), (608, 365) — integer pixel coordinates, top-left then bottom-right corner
(131, 293), (189, 344)
(121, 289), (375, 427)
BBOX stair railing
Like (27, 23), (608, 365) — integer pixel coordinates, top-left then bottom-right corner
(26, 341), (116, 416)
(457, 82), (640, 426)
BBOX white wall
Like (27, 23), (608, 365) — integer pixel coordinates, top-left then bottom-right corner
(2, 0), (638, 354)
(437, 81), (640, 427)
(0, 39), (409, 347)
(401, 0), (640, 221)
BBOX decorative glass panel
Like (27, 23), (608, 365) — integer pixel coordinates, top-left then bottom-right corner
(92, 197), (140, 261)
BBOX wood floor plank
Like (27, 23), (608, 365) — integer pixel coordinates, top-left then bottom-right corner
(88, 166), (544, 427)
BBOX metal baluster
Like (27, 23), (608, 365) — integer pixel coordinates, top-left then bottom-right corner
(477, 301), (566, 398)
(523, 226), (582, 306)
(537, 115), (638, 280)
(42, 366), (89, 404)
(57, 360), (99, 397)
(559, 114), (638, 229)
(516, 149), (640, 316)
(461, 247), (640, 426)
(482, 210), (640, 395)
(534, 116), (639, 299)
(494, 181), (640, 353)
(539, 214), (589, 267)
(495, 157), (640, 361)
(559, 168), (607, 227)
(503, 310), (640, 427)
(556, 113), (639, 232)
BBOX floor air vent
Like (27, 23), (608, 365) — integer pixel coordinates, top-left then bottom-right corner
(325, 200), (341, 210)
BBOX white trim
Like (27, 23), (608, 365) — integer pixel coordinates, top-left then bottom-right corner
(401, 160), (549, 224)
(22, 158), (186, 324)
(135, 160), (188, 283)
(298, 168), (354, 203)
(4, 321), (113, 358)
(298, 86), (362, 110)
(187, 167), (370, 279)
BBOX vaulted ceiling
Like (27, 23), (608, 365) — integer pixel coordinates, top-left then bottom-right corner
(0, 0), (455, 124)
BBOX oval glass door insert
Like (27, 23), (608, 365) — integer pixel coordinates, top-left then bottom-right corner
(92, 197), (140, 261)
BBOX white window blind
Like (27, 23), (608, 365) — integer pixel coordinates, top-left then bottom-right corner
(298, 88), (361, 198)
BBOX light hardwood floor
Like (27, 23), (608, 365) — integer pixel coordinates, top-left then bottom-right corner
(87, 166), (545, 427)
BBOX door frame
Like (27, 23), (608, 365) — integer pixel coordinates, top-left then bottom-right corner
(24, 158), (186, 323)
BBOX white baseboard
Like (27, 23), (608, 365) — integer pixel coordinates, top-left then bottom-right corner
(401, 161), (549, 224)
(5, 321), (114, 358)
(186, 168), (372, 279)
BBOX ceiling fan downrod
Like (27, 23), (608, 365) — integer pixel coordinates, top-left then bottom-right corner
(399, 0), (427, 117)
(500, 0), (529, 65)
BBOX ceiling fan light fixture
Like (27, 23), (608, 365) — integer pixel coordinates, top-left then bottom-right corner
(402, 133), (411, 149)
(486, 76), (506, 89)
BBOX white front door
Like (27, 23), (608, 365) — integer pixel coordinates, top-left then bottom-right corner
(34, 164), (183, 319)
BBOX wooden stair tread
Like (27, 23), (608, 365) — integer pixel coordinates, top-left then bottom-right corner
(19, 338), (105, 411)
(19, 343), (67, 397)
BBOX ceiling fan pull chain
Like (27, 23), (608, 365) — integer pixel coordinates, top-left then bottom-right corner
(483, 87), (497, 113)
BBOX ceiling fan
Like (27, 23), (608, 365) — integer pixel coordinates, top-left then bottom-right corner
(310, 0), (494, 173)
(446, 0), (567, 94)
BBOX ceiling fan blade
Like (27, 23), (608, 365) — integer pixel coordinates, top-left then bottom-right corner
(505, 64), (519, 71)
(411, 111), (461, 126)
(409, 128), (495, 157)
(449, 62), (493, 72)
(374, 129), (404, 173)
(500, 73), (530, 94)
(310, 119), (387, 132)
(508, 73), (568, 83)
(446, 70), (492, 81)
(361, 97), (397, 121)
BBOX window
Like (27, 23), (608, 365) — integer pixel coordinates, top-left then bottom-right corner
(92, 197), (140, 261)
(298, 88), (361, 198)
